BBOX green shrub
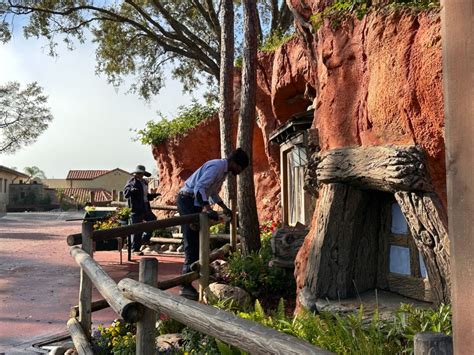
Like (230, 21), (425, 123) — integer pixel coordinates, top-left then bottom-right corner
(135, 100), (217, 146)
(227, 244), (295, 300)
(311, 0), (440, 30)
(260, 31), (296, 52)
(91, 320), (136, 355)
(210, 222), (226, 234)
(233, 301), (452, 355)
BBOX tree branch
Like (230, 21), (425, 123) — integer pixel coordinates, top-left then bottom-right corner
(190, 0), (221, 37)
(6, 1), (219, 78)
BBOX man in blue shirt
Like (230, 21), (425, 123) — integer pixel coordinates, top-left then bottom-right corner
(124, 165), (160, 255)
(177, 148), (249, 300)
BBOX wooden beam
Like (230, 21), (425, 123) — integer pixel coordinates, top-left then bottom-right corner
(137, 258), (158, 355)
(67, 214), (201, 246)
(316, 145), (433, 192)
(414, 332), (453, 355)
(199, 213), (210, 301)
(395, 192), (450, 305)
(118, 278), (332, 355)
(442, 0), (474, 351)
(67, 318), (94, 355)
(78, 221), (93, 340)
(70, 246), (143, 323)
(70, 299), (109, 318)
(190, 243), (232, 272)
(157, 271), (200, 290)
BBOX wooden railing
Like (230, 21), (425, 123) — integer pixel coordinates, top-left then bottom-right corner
(66, 213), (331, 354)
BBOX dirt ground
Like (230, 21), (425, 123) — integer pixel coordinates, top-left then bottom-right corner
(0, 212), (184, 353)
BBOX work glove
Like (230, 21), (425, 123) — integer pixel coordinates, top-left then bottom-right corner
(222, 207), (232, 221)
(207, 210), (220, 221)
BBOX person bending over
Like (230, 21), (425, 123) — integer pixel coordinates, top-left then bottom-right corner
(176, 148), (249, 300)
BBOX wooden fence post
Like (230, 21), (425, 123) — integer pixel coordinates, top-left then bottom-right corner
(414, 332), (453, 355)
(442, 0), (474, 352)
(79, 220), (93, 339)
(137, 258), (158, 355)
(199, 213), (210, 301)
(230, 199), (237, 251)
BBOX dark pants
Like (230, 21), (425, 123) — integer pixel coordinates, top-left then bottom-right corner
(130, 209), (157, 251)
(176, 194), (201, 274)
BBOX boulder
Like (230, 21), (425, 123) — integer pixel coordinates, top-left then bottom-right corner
(156, 333), (183, 353)
(203, 283), (252, 309)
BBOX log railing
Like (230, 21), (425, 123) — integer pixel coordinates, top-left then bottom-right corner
(66, 213), (331, 354)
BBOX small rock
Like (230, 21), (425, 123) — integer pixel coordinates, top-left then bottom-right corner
(156, 333), (183, 352)
(160, 244), (169, 251)
(204, 282), (252, 309)
(168, 244), (177, 252)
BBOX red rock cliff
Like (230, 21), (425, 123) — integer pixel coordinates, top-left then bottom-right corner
(289, 5), (444, 304)
(151, 6), (445, 302)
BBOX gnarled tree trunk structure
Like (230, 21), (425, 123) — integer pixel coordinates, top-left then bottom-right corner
(394, 191), (450, 304)
(299, 145), (450, 309)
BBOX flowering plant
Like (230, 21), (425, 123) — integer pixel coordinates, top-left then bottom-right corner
(91, 319), (136, 354)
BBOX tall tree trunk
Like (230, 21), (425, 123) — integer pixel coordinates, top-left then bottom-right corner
(219, 0), (235, 205)
(237, 0), (261, 254)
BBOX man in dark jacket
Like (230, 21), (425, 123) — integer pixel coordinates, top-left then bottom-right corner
(124, 165), (160, 255)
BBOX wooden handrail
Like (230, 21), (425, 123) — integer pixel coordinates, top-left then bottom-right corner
(118, 278), (332, 355)
(70, 246), (143, 323)
(67, 318), (94, 355)
(66, 213), (201, 246)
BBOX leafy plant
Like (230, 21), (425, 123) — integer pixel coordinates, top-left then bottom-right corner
(116, 207), (132, 221)
(233, 301), (452, 355)
(210, 222), (226, 234)
(181, 327), (220, 354)
(260, 31), (296, 52)
(227, 246), (294, 300)
(91, 319), (136, 355)
(93, 207), (132, 231)
(310, 0), (440, 30)
(135, 100), (217, 146)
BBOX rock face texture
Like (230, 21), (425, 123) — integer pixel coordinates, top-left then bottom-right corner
(288, 6), (444, 304)
(151, 2), (445, 304)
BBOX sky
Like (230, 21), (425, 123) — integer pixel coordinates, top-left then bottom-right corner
(0, 32), (205, 178)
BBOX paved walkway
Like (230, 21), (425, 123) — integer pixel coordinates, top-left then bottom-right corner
(0, 212), (184, 353)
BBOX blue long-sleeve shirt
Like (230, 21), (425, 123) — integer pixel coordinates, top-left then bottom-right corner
(180, 159), (228, 206)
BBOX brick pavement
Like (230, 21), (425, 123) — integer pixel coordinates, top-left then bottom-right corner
(0, 212), (184, 353)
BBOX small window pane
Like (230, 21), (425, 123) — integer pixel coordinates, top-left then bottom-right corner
(391, 202), (408, 234)
(389, 245), (411, 275)
(291, 146), (307, 167)
(419, 252), (428, 278)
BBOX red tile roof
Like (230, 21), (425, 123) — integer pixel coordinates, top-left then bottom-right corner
(66, 168), (131, 180)
(66, 170), (110, 180)
(63, 188), (112, 203)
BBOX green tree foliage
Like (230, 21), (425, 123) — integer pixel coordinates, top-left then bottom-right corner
(0, 82), (53, 153)
(135, 100), (217, 145)
(23, 166), (47, 180)
(0, 1), (293, 100)
(311, 0), (440, 30)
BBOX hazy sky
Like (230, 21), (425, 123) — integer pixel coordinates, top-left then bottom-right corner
(0, 34), (205, 178)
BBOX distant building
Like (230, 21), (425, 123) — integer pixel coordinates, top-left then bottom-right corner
(43, 168), (132, 206)
(0, 166), (29, 213)
(8, 181), (59, 212)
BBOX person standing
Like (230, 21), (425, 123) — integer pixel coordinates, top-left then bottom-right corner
(124, 165), (160, 256)
(177, 148), (250, 299)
